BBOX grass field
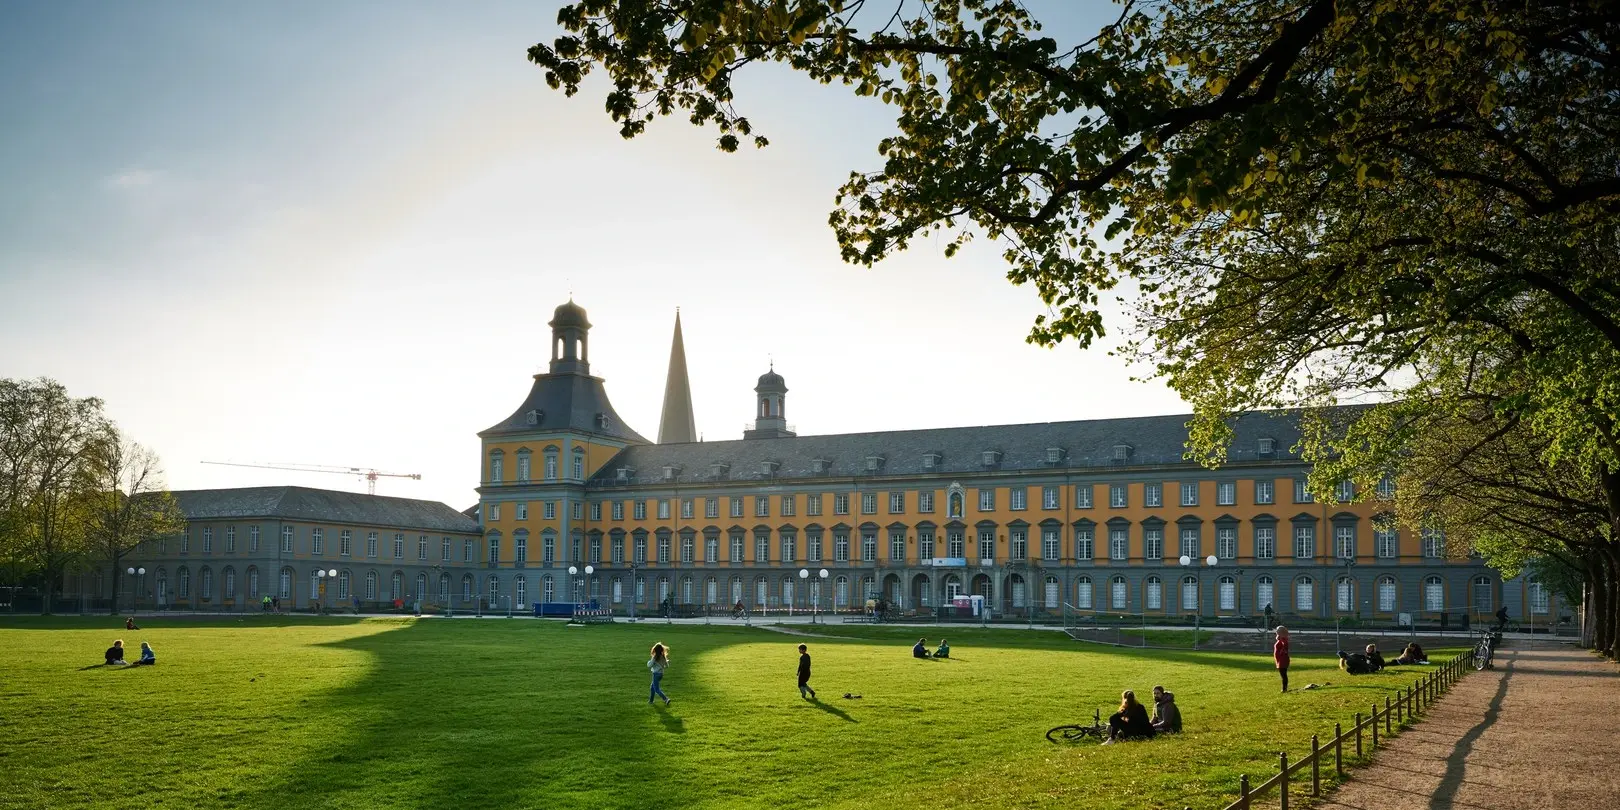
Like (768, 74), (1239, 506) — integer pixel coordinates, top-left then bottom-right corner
(0, 616), (1454, 810)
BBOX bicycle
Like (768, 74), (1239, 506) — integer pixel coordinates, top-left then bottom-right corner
(1046, 709), (1107, 743)
(1472, 629), (1497, 671)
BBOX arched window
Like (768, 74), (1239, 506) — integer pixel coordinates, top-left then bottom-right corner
(1011, 575), (1027, 608)
(1528, 579), (1549, 614)
(1335, 577), (1353, 612)
(611, 577), (624, 603)
(362, 571), (377, 600)
(278, 567), (293, 599)
(155, 569), (169, 604)
(223, 567), (237, 599)
(488, 575), (500, 604)
(1218, 575), (1236, 611)
(780, 576), (792, 607)
(390, 572), (403, 600)
(659, 577), (672, 604)
(414, 573), (426, 599)
(515, 575), (527, 606)
(730, 577), (743, 603)
(1146, 576), (1163, 610)
(200, 566), (213, 599)
(540, 574), (553, 603)
(1472, 576), (1492, 614)
(635, 576), (646, 602)
(1044, 576), (1059, 609)
(706, 577), (718, 604)
(1294, 577), (1314, 612)
(337, 570), (350, 600)
(1424, 576), (1444, 611)
(246, 567), (259, 599)
(834, 575), (850, 607)
(683, 576), (694, 604)
(438, 573), (450, 602)
(1377, 576), (1397, 612)
(947, 491), (964, 519)
(177, 566), (191, 599)
(1110, 576), (1127, 610)
(1181, 576), (1198, 611)
(753, 576), (766, 606)
(461, 574), (474, 602)
(1075, 576), (1093, 609)
(1256, 575), (1275, 613)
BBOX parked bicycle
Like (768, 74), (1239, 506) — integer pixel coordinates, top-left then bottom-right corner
(1046, 709), (1106, 743)
(1472, 629), (1498, 671)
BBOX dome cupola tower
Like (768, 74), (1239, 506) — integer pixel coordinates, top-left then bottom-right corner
(549, 299), (591, 375)
(743, 364), (795, 439)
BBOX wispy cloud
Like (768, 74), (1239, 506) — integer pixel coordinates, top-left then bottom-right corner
(106, 168), (162, 189)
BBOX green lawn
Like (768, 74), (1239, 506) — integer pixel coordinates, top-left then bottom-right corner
(0, 617), (1455, 810)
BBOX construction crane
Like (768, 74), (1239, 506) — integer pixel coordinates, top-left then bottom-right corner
(202, 461), (422, 495)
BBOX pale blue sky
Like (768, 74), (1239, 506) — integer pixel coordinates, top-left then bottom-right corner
(0, 1), (1183, 508)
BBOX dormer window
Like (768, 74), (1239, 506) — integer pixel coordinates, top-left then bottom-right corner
(525, 409), (541, 426)
(1258, 437), (1276, 457)
(760, 460), (780, 477)
(1045, 447), (1065, 465)
(595, 413), (609, 431)
(922, 452), (941, 471)
(812, 458), (832, 475)
(662, 465), (681, 482)
(864, 455), (885, 473)
(981, 450), (1002, 467)
(710, 462), (730, 479)
(615, 467), (635, 484)
(1111, 444), (1133, 463)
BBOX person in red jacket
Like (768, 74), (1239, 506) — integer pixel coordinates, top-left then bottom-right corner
(1274, 626), (1292, 692)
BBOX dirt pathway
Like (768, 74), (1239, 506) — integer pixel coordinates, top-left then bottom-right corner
(1316, 641), (1620, 810)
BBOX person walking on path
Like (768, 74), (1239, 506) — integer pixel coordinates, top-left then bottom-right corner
(797, 643), (816, 699)
(647, 642), (671, 705)
(1274, 626), (1291, 692)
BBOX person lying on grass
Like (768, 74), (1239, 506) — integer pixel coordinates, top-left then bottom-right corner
(1103, 690), (1155, 744)
(1150, 686), (1181, 733)
(1363, 644), (1386, 671)
(104, 640), (127, 666)
(912, 638), (931, 658)
(1390, 642), (1429, 666)
(1338, 650), (1377, 675)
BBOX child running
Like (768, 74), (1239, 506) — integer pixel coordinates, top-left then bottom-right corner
(647, 642), (671, 706)
(797, 643), (816, 699)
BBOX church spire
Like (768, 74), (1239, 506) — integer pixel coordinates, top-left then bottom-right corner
(657, 309), (697, 444)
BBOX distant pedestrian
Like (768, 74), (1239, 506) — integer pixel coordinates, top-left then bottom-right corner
(1264, 603), (1276, 630)
(262, 595), (271, 612)
(797, 643), (816, 699)
(271, 596), (280, 612)
(1274, 626), (1291, 692)
(647, 642), (671, 706)
(353, 596), (362, 614)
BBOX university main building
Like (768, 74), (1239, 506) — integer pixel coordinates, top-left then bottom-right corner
(117, 301), (1554, 624)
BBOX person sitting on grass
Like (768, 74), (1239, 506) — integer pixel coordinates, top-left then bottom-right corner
(104, 639), (127, 666)
(912, 637), (932, 658)
(1390, 642), (1429, 665)
(934, 639), (950, 659)
(1103, 690), (1155, 744)
(1150, 686), (1182, 733)
(125, 617), (139, 631)
(130, 642), (156, 666)
(1364, 643), (1386, 671)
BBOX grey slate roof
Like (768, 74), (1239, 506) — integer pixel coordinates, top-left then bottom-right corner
(587, 410), (1311, 487)
(480, 371), (650, 444)
(171, 486), (481, 534)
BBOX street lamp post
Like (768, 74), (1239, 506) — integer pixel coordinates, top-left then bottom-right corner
(1180, 554), (1218, 649)
(315, 568), (337, 614)
(126, 567), (145, 615)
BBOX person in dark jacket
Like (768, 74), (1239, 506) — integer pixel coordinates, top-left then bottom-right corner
(104, 640), (127, 666)
(912, 638), (931, 658)
(1104, 690), (1155, 743)
(797, 644), (816, 699)
(124, 617), (139, 631)
(1150, 686), (1182, 733)
(1339, 650), (1376, 674)
(1364, 643), (1386, 671)
(1391, 642), (1428, 665)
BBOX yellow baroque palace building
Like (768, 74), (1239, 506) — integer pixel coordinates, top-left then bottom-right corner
(471, 301), (1560, 625)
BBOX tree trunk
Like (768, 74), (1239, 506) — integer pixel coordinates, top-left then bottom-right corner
(1605, 545), (1620, 659)
(1587, 552), (1608, 655)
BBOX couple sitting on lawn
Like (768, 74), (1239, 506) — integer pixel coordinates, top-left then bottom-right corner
(1102, 686), (1181, 744)
(103, 639), (156, 666)
(911, 638), (949, 658)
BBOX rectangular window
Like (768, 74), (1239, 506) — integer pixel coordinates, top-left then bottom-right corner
(704, 536), (717, 562)
(1529, 582), (1549, 615)
(1143, 528), (1162, 561)
(782, 534), (797, 563)
(1376, 528), (1397, 559)
(612, 501), (624, 521)
(658, 535), (671, 564)
(978, 489), (995, 511)
(1009, 530), (1026, 560)
(862, 532), (878, 562)
(808, 532), (823, 562)
(1422, 528), (1444, 558)
(590, 502), (602, 521)
(543, 502), (557, 521)
(464, 538), (474, 562)
(488, 537), (500, 565)
(1075, 486), (1093, 509)
(393, 534), (404, 559)
(1182, 482), (1200, 506)
(1217, 481), (1235, 506)
(1216, 527), (1236, 559)
(572, 454), (583, 480)
(1109, 529), (1128, 561)
(834, 533), (850, 562)
(201, 527), (213, 553)
(1335, 526), (1355, 559)
(516, 502), (529, 521)
(890, 532), (906, 563)
(806, 494), (822, 516)
(1376, 476), (1396, 500)
(833, 494), (849, 515)
(1180, 527), (1202, 558)
(1255, 527), (1275, 559)
(1009, 488), (1027, 511)
(731, 497), (745, 518)
(756, 496), (770, 518)
(1109, 484), (1127, 508)
(1255, 481), (1274, 505)
(1294, 479), (1315, 504)
(730, 534), (744, 562)
(658, 500), (671, 520)
(612, 537), (625, 564)
(946, 531), (965, 558)
(249, 526), (260, 553)
(1144, 483), (1162, 508)
(917, 531), (934, 560)
(1042, 529), (1060, 560)
(633, 536), (647, 564)
(861, 493), (877, 515)
(889, 492), (905, 514)
(1042, 486), (1059, 510)
(1293, 525), (1316, 559)
(705, 498), (719, 519)
(515, 536), (529, 563)
(572, 501), (582, 520)
(1074, 529), (1093, 560)
(918, 492), (934, 513)
(1336, 480), (1355, 502)
(977, 530), (994, 561)
(418, 536), (428, 560)
(1378, 579), (1396, 612)
(311, 528), (323, 556)
(633, 501), (647, 520)
(680, 535), (694, 563)
(537, 536), (551, 564)
(681, 499), (694, 520)
(281, 526), (293, 554)
(488, 503), (501, 521)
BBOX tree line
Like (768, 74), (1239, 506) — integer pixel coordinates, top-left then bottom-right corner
(530, 0), (1620, 656)
(0, 378), (185, 613)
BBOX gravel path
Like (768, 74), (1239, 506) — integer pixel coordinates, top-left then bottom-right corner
(1316, 640), (1620, 810)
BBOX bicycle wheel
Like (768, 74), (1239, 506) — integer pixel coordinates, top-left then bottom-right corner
(1473, 640), (1490, 671)
(1046, 725), (1097, 743)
